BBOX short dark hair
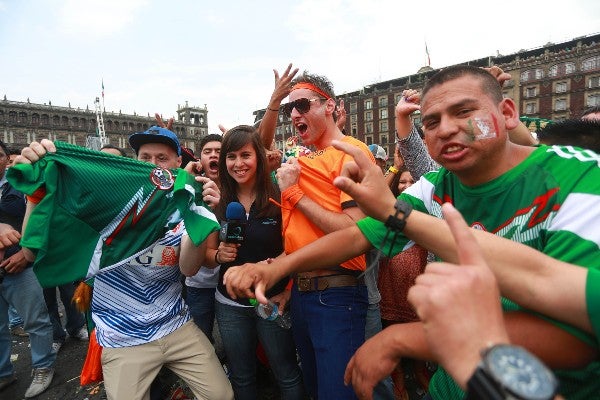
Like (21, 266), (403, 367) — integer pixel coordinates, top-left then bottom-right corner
(100, 144), (127, 157)
(422, 65), (503, 104)
(582, 106), (600, 119)
(199, 134), (223, 151)
(537, 119), (600, 153)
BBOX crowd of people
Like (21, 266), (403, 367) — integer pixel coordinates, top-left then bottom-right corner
(0, 63), (599, 400)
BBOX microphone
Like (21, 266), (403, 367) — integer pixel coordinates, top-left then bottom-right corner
(219, 202), (246, 243)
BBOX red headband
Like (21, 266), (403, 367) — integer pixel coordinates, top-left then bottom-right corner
(291, 82), (332, 100)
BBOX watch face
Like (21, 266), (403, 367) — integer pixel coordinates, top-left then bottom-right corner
(486, 345), (557, 400)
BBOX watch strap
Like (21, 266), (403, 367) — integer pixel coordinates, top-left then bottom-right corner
(465, 366), (505, 400)
(384, 199), (412, 232)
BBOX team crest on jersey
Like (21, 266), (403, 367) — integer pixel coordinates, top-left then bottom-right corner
(150, 168), (174, 190)
(470, 222), (486, 231)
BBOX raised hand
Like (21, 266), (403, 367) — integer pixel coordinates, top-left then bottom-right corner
(407, 203), (509, 388)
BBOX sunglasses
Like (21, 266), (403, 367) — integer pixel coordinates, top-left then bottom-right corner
(282, 98), (324, 117)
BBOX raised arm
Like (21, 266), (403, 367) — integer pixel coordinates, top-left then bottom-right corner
(257, 64), (299, 149)
(331, 139), (591, 334)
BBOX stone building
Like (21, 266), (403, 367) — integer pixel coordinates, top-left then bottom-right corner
(256, 32), (600, 158)
(0, 98), (208, 154)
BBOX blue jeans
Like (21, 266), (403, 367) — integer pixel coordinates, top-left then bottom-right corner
(365, 303), (395, 400)
(0, 267), (55, 378)
(215, 301), (305, 400)
(8, 305), (23, 328)
(290, 284), (368, 400)
(43, 283), (86, 342)
(185, 286), (216, 343)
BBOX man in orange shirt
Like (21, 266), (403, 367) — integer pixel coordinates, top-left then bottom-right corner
(258, 71), (376, 399)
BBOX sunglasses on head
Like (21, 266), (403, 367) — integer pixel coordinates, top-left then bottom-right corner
(282, 98), (324, 117)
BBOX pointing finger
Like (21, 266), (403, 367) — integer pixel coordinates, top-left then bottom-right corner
(441, 203), (487, 268)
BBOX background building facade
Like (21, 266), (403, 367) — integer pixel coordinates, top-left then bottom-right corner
(257, 32), (600, 159)
(0, 98), (208, 154)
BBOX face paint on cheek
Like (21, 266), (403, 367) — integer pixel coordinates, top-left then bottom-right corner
(466, 119), (476, 142)
(472, 117), (497, 140)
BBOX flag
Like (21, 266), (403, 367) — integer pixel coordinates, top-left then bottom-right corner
(101, 79), (104, 99)
(425, 42), (431, 66)
(7, 142), (219, 287)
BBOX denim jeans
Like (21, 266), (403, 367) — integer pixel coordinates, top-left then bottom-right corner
(43, 283), (86, 342)
(185, 286), (216, 343)
(0, 267), (55, 378)
(8, 305), (23, 328)
(365, 302), (395, 400)
(215, 301), (305, 400)
(290, 284), (368, 400)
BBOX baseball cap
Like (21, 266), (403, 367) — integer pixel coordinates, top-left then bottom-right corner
(129, 126), (181, 156)
(368, 144), (388, 161)
(180, 146), (197, 166)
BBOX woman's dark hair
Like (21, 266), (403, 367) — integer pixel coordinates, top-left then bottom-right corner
(215, 125), (280, 220)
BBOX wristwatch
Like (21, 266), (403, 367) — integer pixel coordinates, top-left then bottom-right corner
(465, 344), (558, 400)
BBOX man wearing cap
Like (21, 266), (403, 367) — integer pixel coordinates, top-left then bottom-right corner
(255, 71), (378, 400)
(368, 144), (388, 173)
(15, 127), (233, 400)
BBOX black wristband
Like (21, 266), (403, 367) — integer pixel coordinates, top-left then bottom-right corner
(384, 200), (412, 232)
(267, 107), (279, 112)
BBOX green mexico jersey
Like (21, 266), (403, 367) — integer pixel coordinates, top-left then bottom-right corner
(7, 141), (219, 288)
(357, 145), (600, 400)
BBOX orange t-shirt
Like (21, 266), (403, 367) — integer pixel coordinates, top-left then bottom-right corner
(281, 135), (375, 271)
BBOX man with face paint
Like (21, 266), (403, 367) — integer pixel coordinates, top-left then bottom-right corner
(225, 65), (600, 400)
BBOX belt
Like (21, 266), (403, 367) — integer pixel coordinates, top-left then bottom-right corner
(296, 274), (365, 292)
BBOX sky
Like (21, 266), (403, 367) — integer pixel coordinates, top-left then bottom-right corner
(1, 0), (599, 134)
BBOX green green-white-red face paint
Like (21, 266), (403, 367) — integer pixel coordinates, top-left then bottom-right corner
(466, 116), (497, 141)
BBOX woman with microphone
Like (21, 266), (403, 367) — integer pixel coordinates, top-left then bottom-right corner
(210, 125), (304, 400)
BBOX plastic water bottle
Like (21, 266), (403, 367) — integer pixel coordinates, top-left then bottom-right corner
(250, 299), (292, 329)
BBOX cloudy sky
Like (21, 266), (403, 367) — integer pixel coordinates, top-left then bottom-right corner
(1, 0), (598, 134)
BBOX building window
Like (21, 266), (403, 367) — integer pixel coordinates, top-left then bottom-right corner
(535, 68), (544, 80)
(549, 63), (576, 77)
(379, 96), (388, 107)
(589, 76), (600, 89)
(525, 87), (536, 98)
(380, 134), (388, 145)
(365, 122), (373, 134)
(365, 135), (373, 145)
(582, 56), (600, 71)
(364, 99), (373, 110)
(379, 120), (389, 132)
(350, 102), (357, 113)
(395, 93), (403, 104)
(350, 114), (357, 123)
(365, 111), (373, 121)
(521, 69), (544, 81)
(380, 109), (388, 119)
(351, 123), (357, 136)
(555, 99), (567, 111)
(588, 94), (600, 107)
(555, 82), (567, 93)
(525, 103), (537, 114)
